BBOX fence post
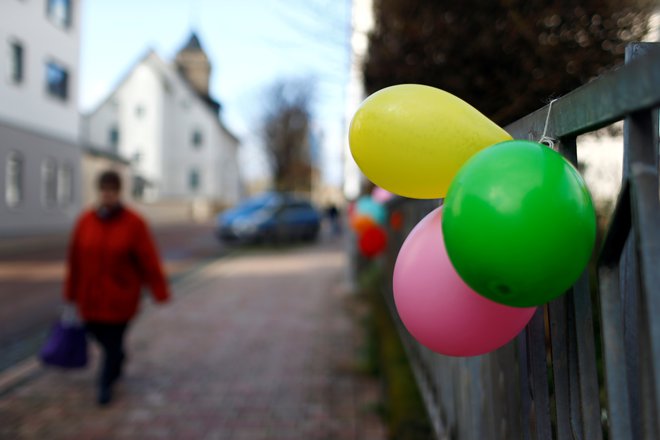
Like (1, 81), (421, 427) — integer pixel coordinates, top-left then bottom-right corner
(625, 41), (660, 440)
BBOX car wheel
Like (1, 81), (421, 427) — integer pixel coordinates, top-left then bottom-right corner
(303, 226), (318, 242)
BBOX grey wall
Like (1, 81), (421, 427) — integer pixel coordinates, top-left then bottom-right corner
(0, 121), (82, 236)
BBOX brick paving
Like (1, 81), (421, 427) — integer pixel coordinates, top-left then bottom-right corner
(0, 240), (386, 440)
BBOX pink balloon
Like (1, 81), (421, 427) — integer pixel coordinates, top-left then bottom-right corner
(371, 186), (394, 203)
(393, 207), (536, 357)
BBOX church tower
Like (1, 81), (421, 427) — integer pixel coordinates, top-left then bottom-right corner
(175, 32), (211, 97)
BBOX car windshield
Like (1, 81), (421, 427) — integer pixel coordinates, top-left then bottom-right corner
(236, 193), (279, 213)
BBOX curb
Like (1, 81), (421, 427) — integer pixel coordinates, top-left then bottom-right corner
(0, 358), (41, 398)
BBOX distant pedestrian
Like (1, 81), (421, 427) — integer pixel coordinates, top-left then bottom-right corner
(63, 170), (170, 406)
(325, 203), (342, 236)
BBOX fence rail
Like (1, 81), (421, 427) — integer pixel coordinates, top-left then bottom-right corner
(377, 42), (660, 439)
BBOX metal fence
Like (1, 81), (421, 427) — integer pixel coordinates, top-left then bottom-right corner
(377, 43), (659, 439)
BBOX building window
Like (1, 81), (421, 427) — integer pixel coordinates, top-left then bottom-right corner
(162, 76), (173, 94)
(132, 151), (142, 164)
(189, 169), (200, 191)
(8, 41), (24, 84)
(42, 159), (58, 207)
(109, 126), (119, 152)
(47, 0), (72, 29)
(5, 152), (24, 208)
(133, 176), (146, 200)
(57, 164), (73, 205)
(192, 130), (203, 148)
(46, 61), (68, 100)
(135, 105), (145, 118)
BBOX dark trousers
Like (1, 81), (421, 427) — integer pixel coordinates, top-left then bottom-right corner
(85, 322), (129, 388)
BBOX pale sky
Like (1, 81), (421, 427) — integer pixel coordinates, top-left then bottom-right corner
(79, 0), (352, 185)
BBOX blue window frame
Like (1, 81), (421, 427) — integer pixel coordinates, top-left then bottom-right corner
(47, 0), (72, 29)
(46, 61), (68, 100)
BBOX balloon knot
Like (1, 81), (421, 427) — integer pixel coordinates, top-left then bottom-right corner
(539, 99), (559, 151)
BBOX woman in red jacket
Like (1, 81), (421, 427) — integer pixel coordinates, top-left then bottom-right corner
(64, 170), (170, 405)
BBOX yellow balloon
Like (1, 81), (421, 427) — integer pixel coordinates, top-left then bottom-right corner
(349, 84), (512, 199)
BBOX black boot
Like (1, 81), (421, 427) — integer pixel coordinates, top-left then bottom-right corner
(97, 385), (112, 406)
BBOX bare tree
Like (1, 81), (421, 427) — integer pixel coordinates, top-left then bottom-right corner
(364, 0), (656, 126)
(260, 78), (315, 193)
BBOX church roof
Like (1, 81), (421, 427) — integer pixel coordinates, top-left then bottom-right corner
(180, 32), (203, 52)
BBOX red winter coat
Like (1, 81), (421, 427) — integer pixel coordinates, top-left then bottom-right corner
(64, 207), (170, 322)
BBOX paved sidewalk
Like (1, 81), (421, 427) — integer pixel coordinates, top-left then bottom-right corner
(0, 241), (385, 439)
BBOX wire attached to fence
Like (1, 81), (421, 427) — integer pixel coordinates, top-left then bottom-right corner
(539, 99), (559, 150)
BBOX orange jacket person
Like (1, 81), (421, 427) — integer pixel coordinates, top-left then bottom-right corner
(64, 170), (170, 405)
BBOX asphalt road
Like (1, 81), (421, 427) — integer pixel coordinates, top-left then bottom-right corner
(0, 222), (223, 373)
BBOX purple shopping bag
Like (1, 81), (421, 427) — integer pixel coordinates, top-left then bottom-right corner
(39, 320), (88, 369)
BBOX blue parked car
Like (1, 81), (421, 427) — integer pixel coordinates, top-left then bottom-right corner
(216, 192), (321, 244)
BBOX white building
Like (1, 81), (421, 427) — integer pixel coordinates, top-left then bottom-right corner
(0, 0), (82, 236)
(82, 33), (241, 208)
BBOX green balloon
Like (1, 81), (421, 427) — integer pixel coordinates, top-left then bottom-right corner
(442, 140), (596, 307)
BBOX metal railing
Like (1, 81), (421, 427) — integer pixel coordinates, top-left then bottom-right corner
(377, 42), (659, 439)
